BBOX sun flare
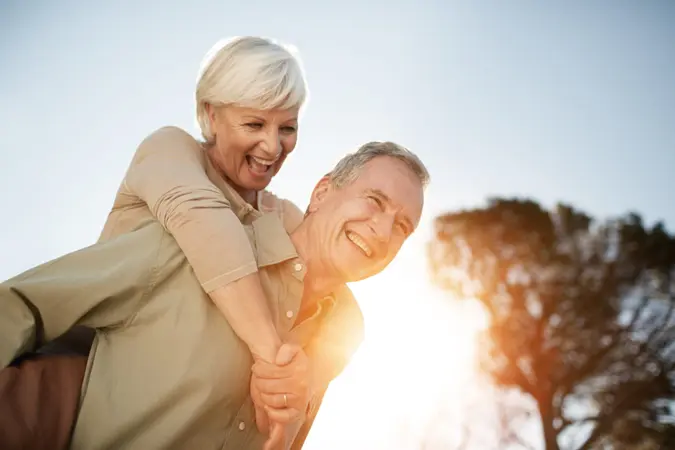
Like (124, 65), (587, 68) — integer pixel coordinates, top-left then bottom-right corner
(304, 275), (488, 449)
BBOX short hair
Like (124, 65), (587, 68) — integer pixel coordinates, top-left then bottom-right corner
(195, 36), (308, 143)
(329, 141), (430, 189)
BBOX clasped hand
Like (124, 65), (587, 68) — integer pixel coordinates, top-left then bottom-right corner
(251, 343), (312, 450)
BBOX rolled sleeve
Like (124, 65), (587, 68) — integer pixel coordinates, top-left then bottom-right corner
(0, 222), (169, 368)
(124, 126), (259, 292)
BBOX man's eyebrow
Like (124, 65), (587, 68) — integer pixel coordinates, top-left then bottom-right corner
(365, 188), (390, 201)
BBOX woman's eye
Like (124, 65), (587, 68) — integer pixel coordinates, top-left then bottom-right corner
(245, 123), (263, 129)
(280, 126), (297, 133)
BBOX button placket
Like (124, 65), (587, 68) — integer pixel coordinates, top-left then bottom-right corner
(279, 258), (305, 332)
(220, 398), (255, 449)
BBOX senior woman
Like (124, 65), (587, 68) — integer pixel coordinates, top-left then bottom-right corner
(1, 36), (361, 450)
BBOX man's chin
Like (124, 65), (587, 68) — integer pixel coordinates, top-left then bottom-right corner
(336, 264), (374, 284)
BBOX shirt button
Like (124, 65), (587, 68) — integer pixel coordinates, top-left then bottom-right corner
(294, 263), (303, 272)
(286, 310), (294, 319)
(238, 421), (246, 431)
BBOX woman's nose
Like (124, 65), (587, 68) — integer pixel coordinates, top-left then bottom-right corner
(260, 131), (282, 158)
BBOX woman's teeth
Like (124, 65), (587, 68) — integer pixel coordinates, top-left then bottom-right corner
(346, 231), (373, 257)
(247, 155), (275, 173)
(251, 155), (276, 165)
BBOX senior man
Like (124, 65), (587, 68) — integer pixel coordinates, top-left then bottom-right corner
(0, 142), (428, 450)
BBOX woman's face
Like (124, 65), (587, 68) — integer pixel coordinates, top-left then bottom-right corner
(206, 104), (299, 197)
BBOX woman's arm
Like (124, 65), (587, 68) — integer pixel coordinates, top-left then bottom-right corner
(123, 126), (281, 361)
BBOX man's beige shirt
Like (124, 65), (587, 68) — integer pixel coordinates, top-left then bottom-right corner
(0, 129), (364, 449)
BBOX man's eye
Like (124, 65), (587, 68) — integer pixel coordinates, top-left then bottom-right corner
(368, 195), (384, 209)
(245, 123), (263, 129)
(281, 126), (297, 133)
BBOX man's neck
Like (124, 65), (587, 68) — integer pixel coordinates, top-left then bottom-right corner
(290, 221), (342, 301)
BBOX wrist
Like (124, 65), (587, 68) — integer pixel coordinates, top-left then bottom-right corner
(249, 337), (282, 363)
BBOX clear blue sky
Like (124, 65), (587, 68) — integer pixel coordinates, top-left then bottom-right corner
(1, 1), (674, 449)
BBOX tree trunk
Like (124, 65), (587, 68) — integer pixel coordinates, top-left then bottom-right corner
(537, 398), (560, 450)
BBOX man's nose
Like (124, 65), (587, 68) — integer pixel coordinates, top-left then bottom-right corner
(370, 213), (395, 243)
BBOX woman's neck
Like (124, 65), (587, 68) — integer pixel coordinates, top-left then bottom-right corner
(237, 188), (257, 207)
(204, 144), (258, 207)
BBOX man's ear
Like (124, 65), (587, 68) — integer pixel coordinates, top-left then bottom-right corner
(307, 175), (333, 213)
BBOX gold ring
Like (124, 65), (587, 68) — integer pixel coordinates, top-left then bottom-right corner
(283, 394), (288, 408)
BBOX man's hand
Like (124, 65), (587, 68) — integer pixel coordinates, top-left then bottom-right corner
(253, 373), (289, 450)
(252, 343), (312, 424)
(251, 376), (270, 434)
(250, 343), (313, 450)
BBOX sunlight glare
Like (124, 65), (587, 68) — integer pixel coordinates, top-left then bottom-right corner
(305, 274), (489, 449)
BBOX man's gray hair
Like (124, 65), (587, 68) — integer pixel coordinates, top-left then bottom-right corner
(329, 141), (430, 189)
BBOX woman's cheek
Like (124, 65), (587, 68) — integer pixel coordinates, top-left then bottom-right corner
(281, 136), (297, 153)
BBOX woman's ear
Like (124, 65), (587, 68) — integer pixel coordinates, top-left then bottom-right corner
(205, 103), (219, 135)
(307, 175), (332, 214)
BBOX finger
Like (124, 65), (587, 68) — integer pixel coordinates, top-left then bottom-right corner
(252, 361), (294, 380)
(263, 422), (285, 450)
(254, 378), (308, 397)
(254, 377), (295, 395)
(275, 343), (302, 366)
(260, 391), (297, 409)
(250, 379), (266, 408)
(265, 405), (302, 424)
(255, 404), (270, 434)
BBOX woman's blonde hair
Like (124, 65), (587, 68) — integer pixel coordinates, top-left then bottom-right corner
(196, 36), (308, 142)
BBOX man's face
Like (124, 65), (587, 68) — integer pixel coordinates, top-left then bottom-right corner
(307, 156), (424, 282)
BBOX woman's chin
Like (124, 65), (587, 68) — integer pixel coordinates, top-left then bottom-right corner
(239, 170), (273, 191)
(249, 178), (273, 191)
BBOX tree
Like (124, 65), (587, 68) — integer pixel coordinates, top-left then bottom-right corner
(428, 198), (675, 450)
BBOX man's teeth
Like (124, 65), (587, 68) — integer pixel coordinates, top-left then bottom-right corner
(346, 231), (373, 257)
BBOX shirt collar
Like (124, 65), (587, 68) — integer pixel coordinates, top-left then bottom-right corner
(252, 213), (300, 268)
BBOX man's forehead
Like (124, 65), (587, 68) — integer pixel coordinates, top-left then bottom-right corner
(353, 158), (424, 223)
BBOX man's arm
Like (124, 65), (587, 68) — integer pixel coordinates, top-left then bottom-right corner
(0, 221), (172, 367)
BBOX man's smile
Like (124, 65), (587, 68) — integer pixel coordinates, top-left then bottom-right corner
(345, 230), (373, 257)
